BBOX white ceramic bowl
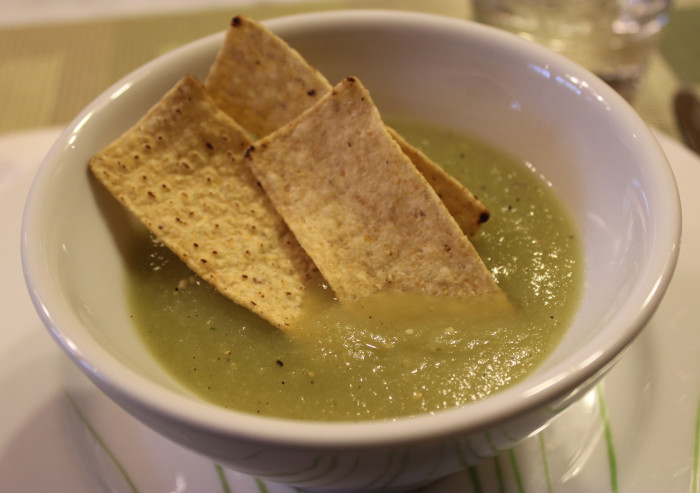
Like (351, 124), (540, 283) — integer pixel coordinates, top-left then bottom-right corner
(21, 10), (680, 492)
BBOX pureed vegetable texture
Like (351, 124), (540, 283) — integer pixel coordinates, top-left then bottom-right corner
(126, 120), (582, 421)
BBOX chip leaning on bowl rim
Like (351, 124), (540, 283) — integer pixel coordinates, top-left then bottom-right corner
(20, 9), (681, 492)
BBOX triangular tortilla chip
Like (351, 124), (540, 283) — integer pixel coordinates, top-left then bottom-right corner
(89, 75), (315, 329)
(245, 77), (501, 302)
(204, 15), (330, 138)
(205, 15), (489, 236)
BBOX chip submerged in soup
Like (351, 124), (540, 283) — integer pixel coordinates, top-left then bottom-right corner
(126, 120), (582, 421)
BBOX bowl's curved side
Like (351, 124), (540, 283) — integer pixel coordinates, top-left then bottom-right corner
(20, 9), (681, 492)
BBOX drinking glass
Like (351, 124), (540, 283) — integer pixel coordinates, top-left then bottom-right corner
(471, 0), (673, 99)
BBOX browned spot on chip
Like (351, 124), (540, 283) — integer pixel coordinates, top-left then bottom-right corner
(245, 78), (501, 302)
(88, 75), (315, 329)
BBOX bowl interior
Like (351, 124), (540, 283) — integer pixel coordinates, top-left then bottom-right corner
(22, 10), (679, 438)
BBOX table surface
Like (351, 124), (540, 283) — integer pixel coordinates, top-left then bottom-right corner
(1, 0), (699, 140)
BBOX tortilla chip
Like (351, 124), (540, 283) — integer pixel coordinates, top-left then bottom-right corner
(387, 127), (490, 236)
(89, 75), (315, 329)
(245, 77), (501, 302)
(205, 15), (489, 235)
(204, 15), (330, 138)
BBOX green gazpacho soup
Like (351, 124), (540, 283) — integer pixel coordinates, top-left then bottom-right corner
(126, 120), (582, 421)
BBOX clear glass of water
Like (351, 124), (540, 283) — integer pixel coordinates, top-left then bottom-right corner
(471, 0), (673, 100)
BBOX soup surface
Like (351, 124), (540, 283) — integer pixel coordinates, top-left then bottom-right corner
(126, 119), (582, 421)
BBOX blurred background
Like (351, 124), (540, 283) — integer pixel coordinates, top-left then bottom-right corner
(1, 0), (698, 141)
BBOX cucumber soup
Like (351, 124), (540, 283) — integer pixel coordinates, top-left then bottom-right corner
(126, 119), (582, 421)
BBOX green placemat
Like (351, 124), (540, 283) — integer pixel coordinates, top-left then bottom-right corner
(635, 4), (700, 141)
(660, 8), (700, 85)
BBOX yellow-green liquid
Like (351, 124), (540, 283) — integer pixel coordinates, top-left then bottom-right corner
(126, 120), (582, 421)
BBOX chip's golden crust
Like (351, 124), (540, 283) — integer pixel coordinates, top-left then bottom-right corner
(206, 16), (488, 235)
(204, 15), (330, 138)
(387, 127), (490, 236)
(246, 78), (501, 302)
(88, 75), (315, 329)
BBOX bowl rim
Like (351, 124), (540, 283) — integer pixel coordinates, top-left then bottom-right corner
(21, 9), (682, 448)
